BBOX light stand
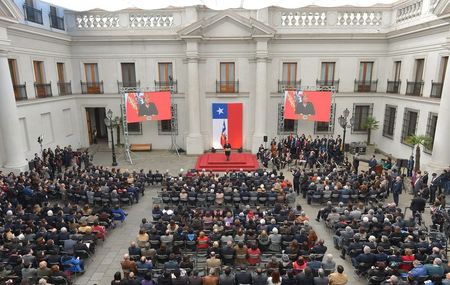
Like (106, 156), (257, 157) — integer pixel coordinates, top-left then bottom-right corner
(104, 109), (118, 166)
(338, 108), (354, 153)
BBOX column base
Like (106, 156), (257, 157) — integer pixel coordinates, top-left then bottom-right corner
(186, 134), (204, 155)
(3, 161), (29, 173)
(251, 134), (266, 154)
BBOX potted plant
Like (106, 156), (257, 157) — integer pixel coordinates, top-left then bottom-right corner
(405, 134), (432, 172)
(363, 116), (379, 145)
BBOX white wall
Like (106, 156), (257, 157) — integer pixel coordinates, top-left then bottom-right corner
(1, 3), (449, 170)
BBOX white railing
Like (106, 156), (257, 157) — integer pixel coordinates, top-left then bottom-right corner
(76, 14), (120, 29)
(129, 14), (174, 28)
(281, 11), (327, 26)
(396, 0), (423, 23)
(337, 11), (383, 26)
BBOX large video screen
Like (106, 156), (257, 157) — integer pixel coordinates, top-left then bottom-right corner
(284, 90), (332, 122)
(125, 92), (172, 123)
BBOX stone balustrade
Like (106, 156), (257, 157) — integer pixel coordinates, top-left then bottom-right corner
(281, 11), (327, 26)
(129, 14), (174, 28)
(337, 11), (383, 26)
(396, 0), (423, 23)
(76, 14), (120, 29)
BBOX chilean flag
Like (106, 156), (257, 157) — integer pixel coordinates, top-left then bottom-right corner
(212, 103), (243, 149)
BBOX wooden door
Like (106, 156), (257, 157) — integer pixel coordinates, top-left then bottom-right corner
(85, 63), (100, 93)
(34, 61), (45, 97)
(86, 109), (93, 144)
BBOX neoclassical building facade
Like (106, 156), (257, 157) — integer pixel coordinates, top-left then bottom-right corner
(0, 0), (449, 171)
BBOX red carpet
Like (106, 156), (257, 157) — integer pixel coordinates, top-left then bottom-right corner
(195, 152), (259, 172)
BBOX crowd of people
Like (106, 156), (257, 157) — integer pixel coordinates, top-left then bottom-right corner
(109, 169), (360, 285)
(257, 135), (344, 170)
(0, 145), (146, 284)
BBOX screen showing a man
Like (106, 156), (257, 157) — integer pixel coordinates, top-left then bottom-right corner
(295, 91), (316, 116)
(138, 94), (158, 117)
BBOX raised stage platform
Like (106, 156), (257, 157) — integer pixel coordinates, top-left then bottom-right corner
(194, 152), (259, 172)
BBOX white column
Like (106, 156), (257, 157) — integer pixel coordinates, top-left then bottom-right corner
(0, 53), (28, 171)
(251, 40), (269, 153)
(429, 59), (450, 169)
(185, 40), (204, 154)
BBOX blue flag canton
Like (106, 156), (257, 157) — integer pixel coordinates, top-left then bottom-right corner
(212, 103), (228, 119)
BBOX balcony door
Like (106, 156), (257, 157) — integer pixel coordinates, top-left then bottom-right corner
(85, 63), (100, 93)
(414, 59), (424, 82)
(121, 63), (136, 87)
(394, 61), (401, 82)
(358, 61), (373, 92)
(57, 62), (65, 83)
(8, 59), (20, 99)
(282, 62), (297, 90)
(438, 56), (448, 83)
(33, 60), (45, 97)
(321, 62), (335, 84)
(158, 62), (172, 90)
(220, 62), (235, 93)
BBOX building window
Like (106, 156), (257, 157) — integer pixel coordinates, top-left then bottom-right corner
(85, 63), (99, 82)
(401, 108), (419, 144)
(382, 105), (397, 139)
(33, 61), (45, 84)
(320, 62), (335, 83)
(277, 103), (297, 135)
(438, 56), (448, 83)
(315, 103), (335, 133)
(425, 113), (438, 151)
(219, 62), (236, 93)
(359, 61), (373, 82)
(158, 104), (178, 135)
(352, 104), (373, 133)
(127, 122), (142, 135)
(156, 62), (176, 92)
(394, 61), (401, 82)
(414, 58), (425, 82)
(83, 63), (102, 94)
(8, 59), (19, 85)
(282, 63), (297, 83)
(121, 63), (137, 87)
(158, 62), (173, 82)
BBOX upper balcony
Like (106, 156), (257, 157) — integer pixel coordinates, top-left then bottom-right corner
(354, 80), (378, 93)
(316, 79), (339, 92)
(23, 4), (43, 25)
(49, 13), (65, 30)
(216, 81), (239, 94)
(54, 0), (446, 37)
(34, 82), (52, 98)
(155, 80), (178, 93)
(405, 80), (424, 96)
(278, 80), (302, 93)
(81, 81), (104, 94)
(386, 80), (401, 93)
(430, 81), (443, 98)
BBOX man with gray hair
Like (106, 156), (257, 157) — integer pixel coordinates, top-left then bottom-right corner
(314, 268), (329, 285)
(424, 258), (444, 276)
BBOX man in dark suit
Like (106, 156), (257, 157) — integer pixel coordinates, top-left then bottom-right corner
(235, 266), (252, 285)
(410, 192), (426, 219)
(138, 94), (158, 117)
(295, 91), (316, 116)
(392, 176), (402, 206)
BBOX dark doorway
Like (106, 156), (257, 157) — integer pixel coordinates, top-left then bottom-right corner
(85, 107), (107, 144)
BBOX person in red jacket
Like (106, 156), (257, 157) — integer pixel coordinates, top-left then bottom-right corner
(247, 243), (261, 266)
(197, 231), (209, 249)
